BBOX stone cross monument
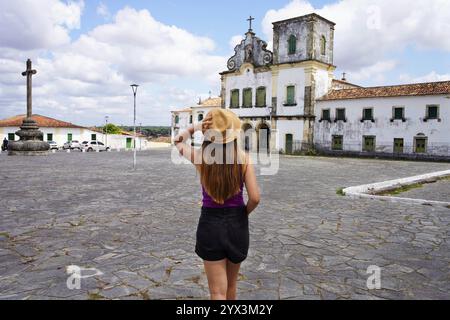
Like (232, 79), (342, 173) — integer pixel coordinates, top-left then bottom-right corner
(8, 59), (49, 155)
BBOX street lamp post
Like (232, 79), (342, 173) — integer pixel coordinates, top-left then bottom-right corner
(266, 105), (274, 156)
(105, 116), (109, 148)
(267, 105), (273, 123)
(131, 84), (139, 170)
(139, 122), (142, 151)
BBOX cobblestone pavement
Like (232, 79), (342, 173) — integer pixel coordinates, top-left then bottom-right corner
(0, 150), (449, 300)
(392, 179), (450, 203)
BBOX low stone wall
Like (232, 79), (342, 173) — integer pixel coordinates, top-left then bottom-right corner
(343, 170), (450, 208)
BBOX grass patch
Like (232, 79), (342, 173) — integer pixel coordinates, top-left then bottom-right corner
(237, 273), (247, 281)
(0, 232), (10, 238)
(140, 290), (150, 300)
(188, 276), (201, 285)
(87, 292), (105, 300)
(378, 183), (423, 196)
(378, 175), (449, 197)
(336, 188), (345, 196)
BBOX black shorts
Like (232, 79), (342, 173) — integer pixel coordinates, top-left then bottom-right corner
(195, 206), (249, 264)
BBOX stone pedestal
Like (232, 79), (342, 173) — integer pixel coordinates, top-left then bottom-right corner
(8, 118), (50, 156)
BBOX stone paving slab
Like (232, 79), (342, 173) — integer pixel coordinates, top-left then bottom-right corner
(0, 150), (449, 300)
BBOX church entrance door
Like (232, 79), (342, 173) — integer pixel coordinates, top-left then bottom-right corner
(242, 123), (253, 151)
(257, 123), (270, 154)
(285, 134), (293, 154)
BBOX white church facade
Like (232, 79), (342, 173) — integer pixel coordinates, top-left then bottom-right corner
(171, 13), (449, 159)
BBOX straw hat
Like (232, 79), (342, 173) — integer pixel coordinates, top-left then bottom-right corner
(203, 109), (241, 144)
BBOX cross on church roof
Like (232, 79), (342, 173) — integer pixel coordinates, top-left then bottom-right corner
(247, 16), (255, 32)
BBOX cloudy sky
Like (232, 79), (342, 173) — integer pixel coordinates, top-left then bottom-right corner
(1, 0), (449, 126)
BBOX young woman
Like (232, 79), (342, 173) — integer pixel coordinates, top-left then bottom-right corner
(174, 109), (260, 300)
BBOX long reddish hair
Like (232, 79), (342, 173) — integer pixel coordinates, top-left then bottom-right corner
(200, 139), (246, 205)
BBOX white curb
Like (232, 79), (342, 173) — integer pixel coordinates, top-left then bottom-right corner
(343, 170), (450, 207)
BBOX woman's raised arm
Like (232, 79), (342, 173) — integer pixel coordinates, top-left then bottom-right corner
(173, 116), (212, 165)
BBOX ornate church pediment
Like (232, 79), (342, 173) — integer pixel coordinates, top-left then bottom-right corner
(227, 31), (273, 71)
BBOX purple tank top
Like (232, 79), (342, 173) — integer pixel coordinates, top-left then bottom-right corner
(202, 182), (245, 208)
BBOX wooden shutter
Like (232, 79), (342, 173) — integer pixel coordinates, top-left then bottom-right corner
(288, 35), (296, 54)
(231, 90), (239, 108)
(287, 86), (295, 105)
(243, 88), (252, 107)
(256, 87), (266, 107)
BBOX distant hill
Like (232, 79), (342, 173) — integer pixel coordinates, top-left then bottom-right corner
(119, 126), (171, 138)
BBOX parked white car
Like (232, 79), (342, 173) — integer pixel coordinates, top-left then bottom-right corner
(63, 140), (82, 150)
(83, 140), (110, 152)
(48, 141), (59, 150)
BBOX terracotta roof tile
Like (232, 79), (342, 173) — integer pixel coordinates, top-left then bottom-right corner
(331, 79), (362, 89)
(171, 97), (222, 113)
(171, 108), (192, 113)
(198, 97), (222, 107)
(320, 81), (450, 101)
(0, 114), (84, 128)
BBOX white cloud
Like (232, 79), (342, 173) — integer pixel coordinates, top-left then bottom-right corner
(261, 0), (450, 83)
(86, 8), (225, 81)
(96, 2), (110, 19)
(349, 60), (397, 83)
(0, 0), (84, 50)
(399, 71), (450, 84)
(229, 35), (243, 51)
(0, 5), (227, 126)
(262, 0), (314, 37)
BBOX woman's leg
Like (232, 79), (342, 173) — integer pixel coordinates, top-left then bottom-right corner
(203, 259), (228, 300)
(225, 259), (241, 300)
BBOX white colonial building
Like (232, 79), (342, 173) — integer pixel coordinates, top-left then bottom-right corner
(171, 13), (449, 159)
(171, 97), (222, 146)
(315, 82), (450, 157)
(0, 114), (151, 150)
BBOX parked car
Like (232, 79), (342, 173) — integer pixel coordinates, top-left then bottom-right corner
(48, 141), (59, 150)
(81, 141), (89, 149)
(63, 140), (82, 150)
(83, 140), (110, 152)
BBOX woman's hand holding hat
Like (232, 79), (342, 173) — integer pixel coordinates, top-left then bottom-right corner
(201, 114), (213, 134)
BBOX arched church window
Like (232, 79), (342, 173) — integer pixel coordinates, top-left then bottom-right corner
(288, 35), (296, 54)
(320, 36), (327, 56)
(175, 115), (179, 124)
(198, 114), (204, 121)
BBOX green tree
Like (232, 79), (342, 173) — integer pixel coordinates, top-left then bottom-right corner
(103, 123), (122, 134)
